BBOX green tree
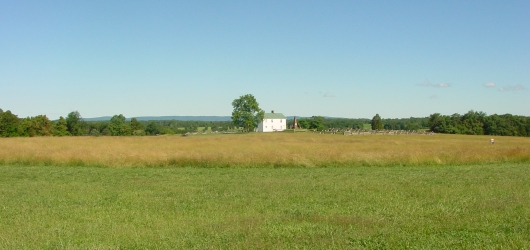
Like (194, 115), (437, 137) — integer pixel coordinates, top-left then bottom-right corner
(18, 118), (34, 137)
(86, 122), (107, 136)
(231, 94), (265, 132)
(130, 118), (143, 130)
(66, 111), (85, 136)
(526, 117), (530, 136)
(309, 116), (326, 130)
(351, 120), (364, 129)
(145, 121), (161, 135)
(371, 114), (383, 130)
(460, 110), (485, 135)
(298, 118), (310, 129)
(18, 115), (53, 137)
(448, 113), (462, 134)
(0, 109), (20, 137)
(429, 113), (442, 132)
(34, 115), (53, 136)
(54, 116), (70, 136)
(108, 114), (131, 136)
(130, 118), (145, 136)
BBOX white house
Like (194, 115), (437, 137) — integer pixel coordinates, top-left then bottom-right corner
(257, 111), (287, 132)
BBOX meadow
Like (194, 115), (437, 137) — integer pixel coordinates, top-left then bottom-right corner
(1, 133), (529, 168)
(1, 133), (529, 249)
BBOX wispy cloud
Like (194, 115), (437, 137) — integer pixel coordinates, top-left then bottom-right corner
(322, 92), (335, 98)
(484, 82), (495, 87)
(498, 84), (526, 92)
(418, 81), (450, 87)
(433, 83), (450, 87)
(418, 81), (431, 87)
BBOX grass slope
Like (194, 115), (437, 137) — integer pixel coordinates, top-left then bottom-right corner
(1, 164), (529, 249)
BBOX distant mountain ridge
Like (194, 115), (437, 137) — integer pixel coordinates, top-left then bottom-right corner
(83, 116), (233, 122)
(82, 115), (356, 122)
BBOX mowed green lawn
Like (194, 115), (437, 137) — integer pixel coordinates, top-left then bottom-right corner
(1, 164), (529, 249)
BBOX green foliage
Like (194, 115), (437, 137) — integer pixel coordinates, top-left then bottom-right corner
(383, 117), (427, 130)
(231, 94), (265, 131)
(351, 120), (365, 129)
(132, 130), (146, 136)
(108, 114), (132, 136)
(53, 116), (70, 136)
(308, 116), (326, 130)
(145, 121), (161, 135)
(297, 118), (310, 129)
(130, 118), (145, 136)
(66, 111), (85, 136)
(0, 109), (20, 137)
(18, 115), (53, 137)
(430, 111), (529, 137)
(371, 114), (383, 130)
(85, 122), (109, 136)
(130, 118), (144, 131)
(429, 113), (442, 132)
(161, 127), (175, 135)
(1, 107), (528, 137)
(89, 128), (101, 136)
(18, 119), (34, 137)
(460, 110), (486, 135)
(291, 117), (372, 130)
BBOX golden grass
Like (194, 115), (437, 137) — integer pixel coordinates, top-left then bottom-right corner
(1, 133), (529, 167)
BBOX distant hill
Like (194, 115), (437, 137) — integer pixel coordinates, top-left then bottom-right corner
(83, 116), (233, 122)
(82, 115), (364, 122)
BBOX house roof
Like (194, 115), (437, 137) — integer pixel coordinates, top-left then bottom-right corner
(264, 113), (286, 119)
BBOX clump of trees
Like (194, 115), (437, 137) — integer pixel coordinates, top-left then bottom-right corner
(289, 115), (425, 131)
(0, 109), (21, 137)
(289, 116), (370, 131)
(429, 110), (530, 136)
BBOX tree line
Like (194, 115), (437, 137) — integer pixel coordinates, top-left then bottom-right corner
(428, 110), (530, 136)
(1, 108), (529, 137)
(287, 111), (529, 137)
(289, 115), (428, 132)
(0, 109), (232, 137)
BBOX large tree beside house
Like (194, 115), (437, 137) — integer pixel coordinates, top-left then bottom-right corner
(231, 94), (265, 132)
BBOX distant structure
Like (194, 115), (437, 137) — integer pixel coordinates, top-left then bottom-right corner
(293, 116), (300, 129)
(257, 110), (287, 132)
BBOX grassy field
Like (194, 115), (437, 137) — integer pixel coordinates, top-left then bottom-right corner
(1, 164), (529, 249)
(1, 133), (529, 168)
(1, 133), (529, 248)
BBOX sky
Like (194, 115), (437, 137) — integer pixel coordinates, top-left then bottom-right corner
(1, 0), (529, 120)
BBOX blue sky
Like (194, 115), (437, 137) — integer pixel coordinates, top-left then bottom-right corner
(1, 0), (529, 120)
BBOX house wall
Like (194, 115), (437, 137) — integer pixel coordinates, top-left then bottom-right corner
(258, 118), (286, 132)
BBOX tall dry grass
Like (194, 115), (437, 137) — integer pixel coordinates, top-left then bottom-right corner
(0, 133), (529, 167)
